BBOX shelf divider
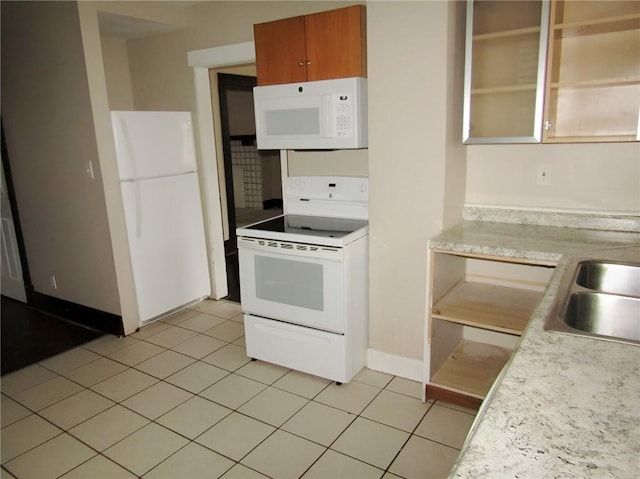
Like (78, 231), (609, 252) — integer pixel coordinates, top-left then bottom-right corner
(554, 13), (640, 37)
(473, 26), (541, 42)
(432, 282), (542, 336)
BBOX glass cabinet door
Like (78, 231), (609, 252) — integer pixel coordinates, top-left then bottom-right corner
(543, 1), (640, 143)
(463, 0), (550, 143)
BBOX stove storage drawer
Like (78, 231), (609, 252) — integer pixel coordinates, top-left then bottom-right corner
(244, 314), (351, 383)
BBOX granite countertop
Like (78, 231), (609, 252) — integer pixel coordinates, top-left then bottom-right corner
(429, 212), (640, 479)
(430, 218), (640, 263)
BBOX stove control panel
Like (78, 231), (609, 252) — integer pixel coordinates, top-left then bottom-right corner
(285, 176), (369, 219)
(287, 176), (368, 201)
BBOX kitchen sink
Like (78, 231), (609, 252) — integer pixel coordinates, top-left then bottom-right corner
(575, 261), (640, 297)
(563, 293), (640, 341)
(545, 259), (640, 345)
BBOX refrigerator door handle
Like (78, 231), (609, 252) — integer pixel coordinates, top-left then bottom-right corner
(134, 181), (143, 239)
(119, 117), (139, 181)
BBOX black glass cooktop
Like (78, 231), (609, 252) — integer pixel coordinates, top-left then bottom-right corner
(244, 215), (368, 239)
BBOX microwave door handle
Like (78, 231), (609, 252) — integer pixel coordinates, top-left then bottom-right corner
(325, 95), (334, 139)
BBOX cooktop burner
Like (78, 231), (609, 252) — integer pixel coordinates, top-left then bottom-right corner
(237, 214), (369, 247)
(244, 215), (368, 239)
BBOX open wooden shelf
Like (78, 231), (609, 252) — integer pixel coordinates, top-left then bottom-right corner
(430, 340), (512, 398)
(432, 282), (542, 335)
(544, 134), (638, 143)
(473, 26), (541, 42)
(555, 13), (640, 37)
(425, 250), (554, 406)
(543, 1), (640, 142)
(472, 84), (537, 95)
(465, 1), (639, 143)
(550, 79), (640, 90)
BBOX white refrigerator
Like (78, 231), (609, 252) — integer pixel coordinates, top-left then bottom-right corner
(111, 111), (211, 326)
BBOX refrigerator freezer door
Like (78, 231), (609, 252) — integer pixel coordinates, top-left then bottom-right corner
(120, 173), (210, 323)
(111, 111), (197, 181)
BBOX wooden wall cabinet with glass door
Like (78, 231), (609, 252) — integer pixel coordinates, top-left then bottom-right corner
(464, 0), (640, 144)
(543, 1), (640, 142)
(463, 0), (550, 143)
(254, 5), (366, 86)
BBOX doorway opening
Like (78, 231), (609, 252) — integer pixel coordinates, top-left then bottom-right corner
(216, 73), (281, 302)
(1, 121), (28, 303)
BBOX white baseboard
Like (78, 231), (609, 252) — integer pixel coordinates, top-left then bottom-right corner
(366, 348), (423, 382)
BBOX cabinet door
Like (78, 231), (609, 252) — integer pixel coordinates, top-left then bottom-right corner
(254, 16), (308, 86)
(305, 5), (366, 82)
(543, 0), (640, 142)
(463, 0), (550, 143)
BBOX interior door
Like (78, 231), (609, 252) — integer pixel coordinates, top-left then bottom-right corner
(218, 73), (257, 256)
(1, 151), (26, 302)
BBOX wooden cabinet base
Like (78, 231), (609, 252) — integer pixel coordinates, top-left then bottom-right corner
(425, 384), (483, 410)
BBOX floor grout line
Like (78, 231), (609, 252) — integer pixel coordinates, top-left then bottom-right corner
(2, 302), (473, 479)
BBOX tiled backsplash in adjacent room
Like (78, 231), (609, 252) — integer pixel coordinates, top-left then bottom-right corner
(231, 139), (263, 209)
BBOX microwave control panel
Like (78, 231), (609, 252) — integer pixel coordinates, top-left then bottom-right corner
(334, 94), (353, 137)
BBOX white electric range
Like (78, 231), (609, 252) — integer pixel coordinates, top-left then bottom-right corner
(236, 176), (369, 383)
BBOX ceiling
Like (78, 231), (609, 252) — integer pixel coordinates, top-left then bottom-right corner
(98, 11), (181, 39)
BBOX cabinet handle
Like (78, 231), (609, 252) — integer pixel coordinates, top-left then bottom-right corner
(306, 61), (311, 65)
(298, 61), (304, 66)
(544, 120), (552, 131)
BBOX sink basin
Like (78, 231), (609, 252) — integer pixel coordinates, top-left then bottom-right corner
(575, 261), (640, 297)
(563, 293), (640, 342)
(545, 259), (640, 345)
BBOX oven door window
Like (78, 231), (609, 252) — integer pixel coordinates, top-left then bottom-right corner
(255, 256), (323, 311)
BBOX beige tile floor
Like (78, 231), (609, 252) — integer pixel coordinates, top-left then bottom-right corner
(1, 300), (476, 479)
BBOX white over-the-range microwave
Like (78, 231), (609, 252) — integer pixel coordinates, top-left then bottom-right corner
(253, 76), (368, 150)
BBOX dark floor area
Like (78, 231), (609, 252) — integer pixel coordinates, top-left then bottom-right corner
(1, 254), (239, 375)
(1, 296), (104, 376)
(225, 250), (241, 303)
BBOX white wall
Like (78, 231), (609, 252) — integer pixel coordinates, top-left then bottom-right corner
(288, 150), (368, 177)
(466, 143), (640, 212)
(367, 1), (467, 369)
(227, 90), (256, 135)
(1, 0), (120, 314)
(100, 36), (135, 110)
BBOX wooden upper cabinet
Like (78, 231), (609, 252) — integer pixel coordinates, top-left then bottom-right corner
(543, 0), (640, 142)
(254, 5), (367, 86)
(254, 16), (308, 86)
(463, 0), (550, 143)
(463, 0), (640, 144)
(304, 6), (367, 83)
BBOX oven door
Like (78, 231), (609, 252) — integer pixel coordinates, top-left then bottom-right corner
(238, 237), (345, 333)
